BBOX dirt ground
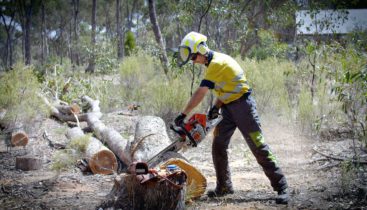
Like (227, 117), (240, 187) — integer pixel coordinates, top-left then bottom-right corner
(0, 113), (366, 209)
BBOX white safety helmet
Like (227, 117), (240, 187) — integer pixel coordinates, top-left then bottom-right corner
(178, 31), (209, 67)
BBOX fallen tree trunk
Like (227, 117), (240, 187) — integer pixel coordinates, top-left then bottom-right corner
(40, 95), (100, 122)
(66, 127), (118, 175)
(130, 116), (171, 162)
(87, 113), (131, 167)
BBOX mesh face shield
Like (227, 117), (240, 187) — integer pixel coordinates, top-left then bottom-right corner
(178, 46), (192, 67)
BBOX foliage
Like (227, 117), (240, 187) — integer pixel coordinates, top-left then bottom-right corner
(68, 135), (91, 153)
(51, 149), (80, 171)
(237, 57), (292, 116)
(0, 63), (47, 125)
(119, 53), (196, 121)
(124, 31), (136, 56)
(248, 30), (290, 60)
(83, 39), (118, 74)
(297, 88), (315, 131)
(51, 134), (91, 171)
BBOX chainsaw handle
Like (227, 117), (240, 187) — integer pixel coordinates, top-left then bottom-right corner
(169, 124), (185, 136)
(179, 124), (197, 147)
(169, 124), (197, 147)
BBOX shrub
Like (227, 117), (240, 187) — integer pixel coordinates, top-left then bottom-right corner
(248, 29), (289, 60)
(237, 57), (292, 117)
(118, 53), (203, 122)
(125, 31), (136, 56)
(0, 63), (47, 125)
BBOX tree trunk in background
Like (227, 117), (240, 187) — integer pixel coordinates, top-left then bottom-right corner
(116, 0), (124, 60)
(86, 0), (97, 73)
(0, 11), (15, 68)
(24, 0), (33, 65)
(41, 0), (45, 64)
(72, 0), (80, 66)
(148, 0), (169, 78)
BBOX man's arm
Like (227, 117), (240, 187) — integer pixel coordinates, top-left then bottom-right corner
(182, 86), (209, 115)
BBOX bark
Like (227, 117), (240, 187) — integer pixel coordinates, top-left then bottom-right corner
(66, 127), (118, 175)
(16, 156), (42, 171)
(40, 95), (99, 123)
(86, 0), (97, 73)
(24, 0), (33, 65)
(148, 0), (169, 77)
(0, 11), (15, 68)
(72, 0), (80, 65)
(130, 116), (171, 162)
(41, 0), (45, 64)
(77, 96), (131, 166)
(86, 113), (131, 166)
(116, 0), (124, 59)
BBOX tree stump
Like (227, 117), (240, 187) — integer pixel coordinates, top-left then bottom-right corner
(100, 172), (186, 210)
(16, 156), (42, 171)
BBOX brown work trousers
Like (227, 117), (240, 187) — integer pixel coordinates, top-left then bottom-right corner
(212, 94), (288, 192)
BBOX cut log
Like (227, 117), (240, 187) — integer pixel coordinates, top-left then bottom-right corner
(16, 156), (42, 170)
(84, 97), (130, 166)
(99, 172), (186, 210)
(55, 103), (81, 115)
(131, 116), (171, 162)
(66, 127), (118, 175)
(11, 123), (28, 147)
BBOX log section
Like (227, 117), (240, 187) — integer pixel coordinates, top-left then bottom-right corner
(66, 127), (117, 175)
(16, 156), (42, 170)
(131, 116), (171, 162)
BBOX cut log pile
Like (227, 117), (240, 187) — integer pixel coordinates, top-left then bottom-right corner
(40, 95), (207, 209)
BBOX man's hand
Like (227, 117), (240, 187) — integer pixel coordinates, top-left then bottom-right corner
(208, 105), (219, 120)
(174, 113), (186, 126)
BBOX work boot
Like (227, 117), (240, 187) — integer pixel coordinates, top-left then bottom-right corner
(275, 189), (289, 204)
(207, 187), (234, 198)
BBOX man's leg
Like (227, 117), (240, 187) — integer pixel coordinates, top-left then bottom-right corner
(227, 96), (288, 203)
(208, 105), (236, 197)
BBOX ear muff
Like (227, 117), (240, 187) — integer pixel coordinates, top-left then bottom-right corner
(197, 43), (208, 55)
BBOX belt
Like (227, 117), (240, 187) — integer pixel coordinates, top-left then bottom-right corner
(227, 89), (252, 104)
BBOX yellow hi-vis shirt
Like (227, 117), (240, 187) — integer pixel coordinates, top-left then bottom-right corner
(203, 52), (250, 104)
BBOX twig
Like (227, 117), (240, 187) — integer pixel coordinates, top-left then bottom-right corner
(312, 148), (367, 164)
(316, 162), (341, 170)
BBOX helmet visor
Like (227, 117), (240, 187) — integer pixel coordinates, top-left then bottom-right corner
(178, 46), (192, 67)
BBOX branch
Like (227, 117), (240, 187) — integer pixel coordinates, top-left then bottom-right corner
(197, 0), (213, 32)
(312, 148), (367, 164)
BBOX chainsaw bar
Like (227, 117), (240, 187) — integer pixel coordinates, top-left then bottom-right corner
(147, 115), (223, 166)
(147, 139), (185, 165)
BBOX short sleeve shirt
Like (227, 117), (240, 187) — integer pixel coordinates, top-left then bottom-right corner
(201, 52), (250, 104)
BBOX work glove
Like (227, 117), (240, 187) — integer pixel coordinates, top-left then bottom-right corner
(174, 113), (186, 126)
(208, 105), (220, 120)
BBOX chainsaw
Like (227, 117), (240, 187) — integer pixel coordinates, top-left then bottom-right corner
(147, 113), (223, 165)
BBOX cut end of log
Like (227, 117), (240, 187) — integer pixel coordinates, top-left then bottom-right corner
(70, 103), (81, 114)
(16, 156), (42, 171)
(89, 150), (118, 175)
(11, 131), (29, 147)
